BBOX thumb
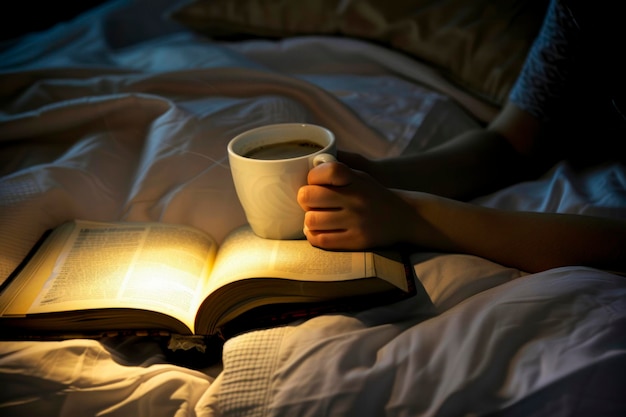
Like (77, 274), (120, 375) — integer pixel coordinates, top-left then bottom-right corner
(307, 161), (354, 187)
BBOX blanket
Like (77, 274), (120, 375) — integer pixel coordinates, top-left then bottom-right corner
(1, 1), (625, 416)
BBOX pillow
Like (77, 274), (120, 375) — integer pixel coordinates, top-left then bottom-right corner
(168, 0), (548, 107)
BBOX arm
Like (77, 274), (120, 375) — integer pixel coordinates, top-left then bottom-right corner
(342, 102), (554, 200)
(401, 191), (626, 274)
(298, 161), (626, 274)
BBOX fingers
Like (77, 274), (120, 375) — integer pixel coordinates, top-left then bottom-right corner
(298, 161), (358, 210)
(297, 184), (344, 210)
(304, 208), (351, 231)
(306, 161), (354, 187)
(300, 191), (373, 250)
(303, 226), (366, 251)
(298, 158), (405, 251)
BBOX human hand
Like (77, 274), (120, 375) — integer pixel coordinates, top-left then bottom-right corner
(336, 150), (389, 185)
(336, 150), (373, 172)
(297, 161), (418, 250)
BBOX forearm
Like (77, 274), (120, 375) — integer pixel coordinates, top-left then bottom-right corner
(355, 129), (540, 200)
(401, 192), (626, 273)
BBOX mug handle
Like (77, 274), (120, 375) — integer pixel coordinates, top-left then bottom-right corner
(312, 153), (337, 167)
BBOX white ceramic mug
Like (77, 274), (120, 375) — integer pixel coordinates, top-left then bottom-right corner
(228, 123), (336, 239)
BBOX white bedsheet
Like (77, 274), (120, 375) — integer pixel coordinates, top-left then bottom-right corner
(1, 1), (625, 416)
(218, 266), (626, 417)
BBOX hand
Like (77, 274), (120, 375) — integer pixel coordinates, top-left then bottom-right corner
(336, 150), (374, 172)
(297, 161), (417, 250)
(336, 150), (389, 186)
(298, 160), (626, 273)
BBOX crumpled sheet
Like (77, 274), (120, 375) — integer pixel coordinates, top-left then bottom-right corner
(217, 262), (626, 417)
(0, 338), (218, 416)
(1, 1), (625, 416)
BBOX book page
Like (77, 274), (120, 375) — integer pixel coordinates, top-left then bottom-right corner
(205, 226), (372, 294)
(27, 221), (216, 329)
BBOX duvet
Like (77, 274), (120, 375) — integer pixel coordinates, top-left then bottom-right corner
(1, 1), (625, 416)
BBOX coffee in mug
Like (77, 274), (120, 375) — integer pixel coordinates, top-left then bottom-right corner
(244, 140), (323, 160)
(227, 123), (336, 240)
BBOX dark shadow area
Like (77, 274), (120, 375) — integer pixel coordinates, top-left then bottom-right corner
(0, 1), (109, 41)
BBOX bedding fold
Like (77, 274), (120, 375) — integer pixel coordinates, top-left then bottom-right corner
(1, 43), (459, 283)
(216, 267), (626, 417)
(1, 1), (625, 417)
(0, 339), (214, 417)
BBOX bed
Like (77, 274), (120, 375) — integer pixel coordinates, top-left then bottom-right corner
(1, 0), (625, 416)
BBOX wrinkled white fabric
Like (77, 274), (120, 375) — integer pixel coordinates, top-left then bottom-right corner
(0, 338), (214, 417)
(1, 1), (625, 417)
(220, 266), (626, 417)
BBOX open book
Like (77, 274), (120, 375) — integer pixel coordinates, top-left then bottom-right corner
(0, 220), (414, 339)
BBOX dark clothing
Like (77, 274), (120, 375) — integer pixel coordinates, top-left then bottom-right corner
(510, 0), (626, 166)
